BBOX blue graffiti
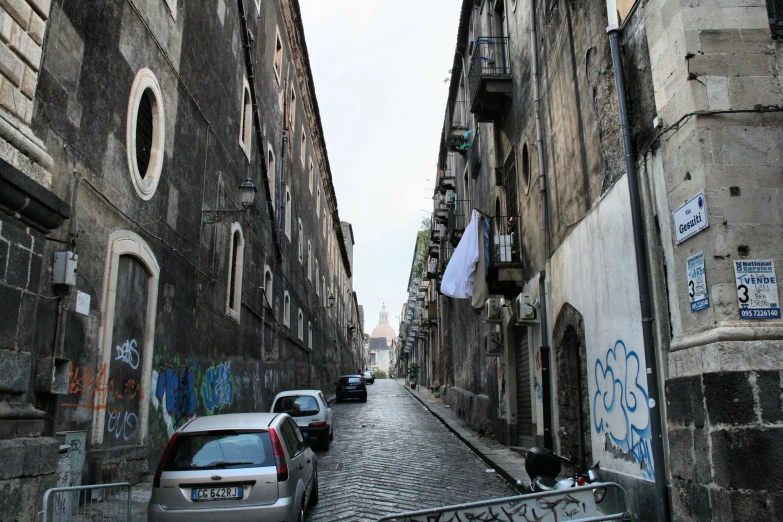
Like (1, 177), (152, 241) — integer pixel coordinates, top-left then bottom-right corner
(155, 366), (197, 427)
(202, 364), (234, 412)
(593, 340), (654, 479)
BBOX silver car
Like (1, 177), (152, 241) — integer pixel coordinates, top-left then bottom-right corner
(148, 412), (318, 522)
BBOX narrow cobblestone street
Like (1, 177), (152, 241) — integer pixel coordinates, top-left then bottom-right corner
(307, 379), (517, 521)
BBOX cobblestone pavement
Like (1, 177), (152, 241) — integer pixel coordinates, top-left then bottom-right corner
(306, 379), (517, 521)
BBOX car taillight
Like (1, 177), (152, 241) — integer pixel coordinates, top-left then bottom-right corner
(153, 431), (179, 488)
(308, 421), (327, 427)
(269, 428), (289, 482)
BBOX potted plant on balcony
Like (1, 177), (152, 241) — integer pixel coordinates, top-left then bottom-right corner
(408, 363), (420, 390)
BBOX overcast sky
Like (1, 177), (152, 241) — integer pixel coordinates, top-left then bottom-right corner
(298, 1), (462, 337)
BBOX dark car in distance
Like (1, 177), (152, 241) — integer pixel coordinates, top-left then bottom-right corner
(335, 375), (367, 402)
(361, 371), (374, 384)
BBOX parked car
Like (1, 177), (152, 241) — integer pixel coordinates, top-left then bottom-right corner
(148, 412), (318, 522)
(361, 371), (375, 384)
(335, 374), (367, 402)
(271, 390), (333, 450)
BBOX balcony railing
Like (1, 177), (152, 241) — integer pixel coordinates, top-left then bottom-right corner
(468, 37), (512, 121)
(448, 200), (470, 246)
(488, 214), (524, 297)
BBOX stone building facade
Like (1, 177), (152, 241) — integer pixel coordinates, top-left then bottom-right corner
(402, 0), (783, 520)
(0, 1), (361, 518)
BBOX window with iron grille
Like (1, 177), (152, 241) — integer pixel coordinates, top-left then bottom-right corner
(127, 68), (164, 201)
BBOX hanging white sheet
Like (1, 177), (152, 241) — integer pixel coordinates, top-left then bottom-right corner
(441, 209), (481, 299)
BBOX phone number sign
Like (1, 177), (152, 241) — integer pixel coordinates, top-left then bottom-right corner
(734, 260), (780, 319)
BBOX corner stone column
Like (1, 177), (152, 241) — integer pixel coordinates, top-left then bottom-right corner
(0, 1), (71, 520)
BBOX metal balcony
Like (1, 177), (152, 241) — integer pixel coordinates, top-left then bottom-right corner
(487, 214), (524, 298)
(448, 200), (470, 246)
(468, 37), (512, 122)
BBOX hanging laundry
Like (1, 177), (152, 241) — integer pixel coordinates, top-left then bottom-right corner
(442, 209), (484, 299)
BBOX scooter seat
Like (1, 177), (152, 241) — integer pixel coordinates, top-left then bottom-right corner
(532, 476), (558, 492)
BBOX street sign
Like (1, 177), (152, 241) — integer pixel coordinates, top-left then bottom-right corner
(75, 291), (91, 316)
(687, 252), (709, 312)
(673, 191), (708, 244)
(734, 259), (780, 319)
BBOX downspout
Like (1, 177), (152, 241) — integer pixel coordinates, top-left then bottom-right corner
(529, 0), (553, 450)
(237, 0), (282, 262)
(605, 3), (670, 521)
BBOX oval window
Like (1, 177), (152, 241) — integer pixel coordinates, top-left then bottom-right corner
(127, 68), (165, 200)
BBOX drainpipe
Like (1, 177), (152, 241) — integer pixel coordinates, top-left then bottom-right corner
(529, 0), (553, 450)
(605, 3), (670, 521)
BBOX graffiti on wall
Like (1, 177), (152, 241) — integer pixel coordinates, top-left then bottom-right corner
(115, 339), (140, 369)
(151, 365), (197, 438)
(202, 363), (235, 413)
(593, 340), (654, 479)
(62, 362), (144, 410)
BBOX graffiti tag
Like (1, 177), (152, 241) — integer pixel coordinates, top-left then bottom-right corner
(202, 364), (234, 413)
(106, 409), (139, 441)
(115, 339), (140, 369)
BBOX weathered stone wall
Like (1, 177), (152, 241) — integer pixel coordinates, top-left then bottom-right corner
(24, 0), (359, 490)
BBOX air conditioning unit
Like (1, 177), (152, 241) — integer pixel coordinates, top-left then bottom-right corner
(485, 296), (502, 323)
(483, 328), (502, 356)
(514, 292), (538, 324)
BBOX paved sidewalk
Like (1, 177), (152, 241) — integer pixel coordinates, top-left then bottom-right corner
(395, 378), (529, 490)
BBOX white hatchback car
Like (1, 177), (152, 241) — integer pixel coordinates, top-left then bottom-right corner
(271, 390), (333, 450)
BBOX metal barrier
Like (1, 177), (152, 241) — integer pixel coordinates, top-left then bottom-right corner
(376, 482), (633, 522)
(38, 482), (131, 522)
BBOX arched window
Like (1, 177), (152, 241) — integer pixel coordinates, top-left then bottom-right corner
(315, 261), (320, 295)
(226, 223), (245, 321)
(283, 291), (291, 328)
(267, 147), (276, 209)
(316, 186), (321, 217)
(239, 78), (252, 158)
(297, 219), (303, 263)
(297, 309), (304, 340)
(308, 322), (312, 349)
(307, 241), (312, 280)
(309, 159), (314, 193)
(263, 266), (273, 308)
(300, 125), (306, 165)
(284, 187), (292, 239)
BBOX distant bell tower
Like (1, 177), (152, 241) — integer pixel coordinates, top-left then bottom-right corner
(379, 303), (389, 324)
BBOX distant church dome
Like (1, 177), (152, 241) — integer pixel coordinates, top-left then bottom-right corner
(370, 303), (396, 344)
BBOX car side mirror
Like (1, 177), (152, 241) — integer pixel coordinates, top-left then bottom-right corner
(306, 437), (319, 449)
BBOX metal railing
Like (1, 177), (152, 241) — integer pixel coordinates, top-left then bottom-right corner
(448, 200), (470, 245)
(468, 36), (511, 106)
(377, 482), (633, 521)
(38, 482), (131, 522)
(489, 215), (521, 265)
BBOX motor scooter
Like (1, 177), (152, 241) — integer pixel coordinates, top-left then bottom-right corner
(524, 427), (607, 503)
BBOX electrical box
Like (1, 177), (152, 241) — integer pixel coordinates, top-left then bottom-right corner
(483, 327), (502, 356)
(514, 292), (538, 324)
(485, 296), (502, 323)
(52, 251), (78, 286)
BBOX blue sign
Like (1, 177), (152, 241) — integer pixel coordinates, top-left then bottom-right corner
(687, 252), (709, 312)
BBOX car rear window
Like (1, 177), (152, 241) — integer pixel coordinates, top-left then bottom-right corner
(272, 395), (320, 417)
(163, 431), (274, 471)
(339, 377), (361, 385)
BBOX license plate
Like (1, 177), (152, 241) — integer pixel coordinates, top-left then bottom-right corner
(345, 385), (356, 390)
(191, 486), (243, 501)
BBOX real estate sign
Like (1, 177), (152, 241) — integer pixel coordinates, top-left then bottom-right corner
(734, 259), (780, 320)
(687, 252), (709, 312)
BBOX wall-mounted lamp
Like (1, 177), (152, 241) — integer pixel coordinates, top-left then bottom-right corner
(315, 295), (336, 309)
(202, 178), (257, 224)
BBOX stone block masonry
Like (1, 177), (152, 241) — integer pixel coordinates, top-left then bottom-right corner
(0, 0), (47, 126)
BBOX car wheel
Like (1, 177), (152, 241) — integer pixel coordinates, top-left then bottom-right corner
(361, 396), (367, 403)
(322, 433), (330, 451)
(309, 470), (319, 505)
(328, 426), (334, 441)
(335, 396), (342, 403)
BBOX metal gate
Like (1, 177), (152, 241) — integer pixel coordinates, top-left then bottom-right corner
(515, 328), (533, 447)
(38, 482), (131, 522)
(377, 482), (633, 522)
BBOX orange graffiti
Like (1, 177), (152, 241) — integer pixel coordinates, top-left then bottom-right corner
(62, 363), (143, 410)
